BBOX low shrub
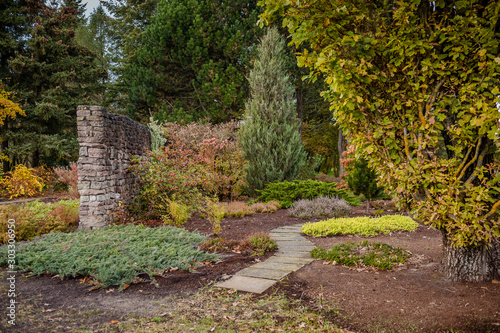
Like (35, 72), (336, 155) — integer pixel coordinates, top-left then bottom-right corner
(248, 232), (277, 256)
(311, 240), (411, 270)
(302, 215), (418, 237)
(288, 196), (351, 219)
(256, 180), (360, 208)
(0, 224), (218, 290)
(199, 233), (276, 256)
(222, 201), (281, 218)
(161, 198), (191, 227)
(201, 197), (226, 235)
(54, 162), (79, 198)
(0, 164), (44, 199)
(0, 199), (79, 244)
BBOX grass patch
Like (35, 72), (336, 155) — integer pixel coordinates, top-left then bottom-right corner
(302, 215), (418, 237)
(312, 240), (412, 270)
(0, 224), (218, 290)
(112, 288), (344, 332)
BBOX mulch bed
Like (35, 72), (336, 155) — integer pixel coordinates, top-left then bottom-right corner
(1, 200), (499, 332)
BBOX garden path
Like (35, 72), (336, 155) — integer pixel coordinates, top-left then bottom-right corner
(216, 224), (315, 293)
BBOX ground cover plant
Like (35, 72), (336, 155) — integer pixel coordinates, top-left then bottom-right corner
(223, 200), (281, 217)
(0, 199), (79, 243)
(302, 215), (418, 237)
(288, 196), (351, 219)
(257, 179), (360, 208)
(312, 240), (411, 270)
(0, 224), (218, 290)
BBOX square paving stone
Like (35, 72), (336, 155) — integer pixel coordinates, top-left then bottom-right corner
(251, 261), (304, 271)
(215, 275), (276, 294)
(236, 267), (290, 280)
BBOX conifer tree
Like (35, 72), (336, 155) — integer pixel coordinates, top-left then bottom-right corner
(238, 27), (307, 195)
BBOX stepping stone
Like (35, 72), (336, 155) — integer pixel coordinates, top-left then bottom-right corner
(264, 256), (314, 265)
(269, 232), (301, 238)
(251, 261), (304, 271)
(215, 275), (276, 294)
(236, 267), (290, 280)
(275, 245), (315, 252)
(269, 236), (304, 241)
(275, 251), (312, 258)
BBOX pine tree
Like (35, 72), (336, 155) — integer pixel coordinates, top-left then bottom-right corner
(5, 0), (106, 168)
(346, 158), (384, 213)
(238, 27), (308, 195)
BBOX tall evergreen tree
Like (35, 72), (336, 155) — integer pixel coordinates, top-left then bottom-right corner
(123, 0), (263, 123)
(238, 27), (308, 195)
(5, 0), (106, 168)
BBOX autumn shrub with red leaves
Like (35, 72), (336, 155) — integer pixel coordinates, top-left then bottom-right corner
(54, 162), (79, 198)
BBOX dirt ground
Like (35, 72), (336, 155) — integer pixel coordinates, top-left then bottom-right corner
(1, 201), (499, 332)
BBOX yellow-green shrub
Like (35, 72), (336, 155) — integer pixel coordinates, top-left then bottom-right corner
(0, 199), (79, 243)
(0, 165), (44, 199)
(202, 197), (226, 235)
(302, 215), (418, 237)
(162, 198), (191, 227)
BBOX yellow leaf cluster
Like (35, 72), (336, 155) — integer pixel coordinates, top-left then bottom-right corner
(0, 89), (25, 126)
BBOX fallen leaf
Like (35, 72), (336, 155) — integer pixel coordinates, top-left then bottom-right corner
(492, 280), (499, 284)
(110, 320), (119, 324)
(122, 283), (130, 291)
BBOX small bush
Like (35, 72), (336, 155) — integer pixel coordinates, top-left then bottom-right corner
(248, 232), (277, 256)
(0, 224), (218, 290)
(0, 164), (44, 199)
(54, 162), (79, 198)
(311, 240), (411, 270)
(162, 198), (191, 227)
(302, 215), (418, 237)
(288, 196), (351, 219)
(256, 180), (360, 209)
(201, 197), (226, 235)
(0, 199), (79, 243)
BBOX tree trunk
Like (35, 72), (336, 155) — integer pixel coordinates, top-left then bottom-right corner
(441, 232), (500, 282)
(338, 130), (346, 176)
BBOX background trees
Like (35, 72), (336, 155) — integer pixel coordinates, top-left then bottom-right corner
(3, 0), (106, 168)
(238, 27), (308, 195)
(260, 0), (500, 281)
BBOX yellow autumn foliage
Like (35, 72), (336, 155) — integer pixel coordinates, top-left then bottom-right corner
(0, 89), (25, 126)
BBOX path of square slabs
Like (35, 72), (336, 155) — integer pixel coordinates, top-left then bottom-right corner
(215, 224), (315, 294)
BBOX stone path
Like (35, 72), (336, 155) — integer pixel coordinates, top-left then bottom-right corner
(215, 224), (315, 293)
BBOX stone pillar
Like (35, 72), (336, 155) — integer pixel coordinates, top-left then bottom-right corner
(77, 105), (151, 229)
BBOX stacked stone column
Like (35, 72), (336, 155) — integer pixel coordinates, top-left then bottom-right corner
(77, 105), (151, 229)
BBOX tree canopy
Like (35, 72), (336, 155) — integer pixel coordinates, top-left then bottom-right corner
(260, 0), (500, 280)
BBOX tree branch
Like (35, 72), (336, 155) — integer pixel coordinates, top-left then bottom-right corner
(456, 137), (482, 182)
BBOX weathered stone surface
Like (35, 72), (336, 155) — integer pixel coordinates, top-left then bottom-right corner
(77, 105), (151, 229)
(215, 276), (276, 294)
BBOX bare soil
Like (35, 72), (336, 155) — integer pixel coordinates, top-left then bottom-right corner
(1, 201), (499, 332)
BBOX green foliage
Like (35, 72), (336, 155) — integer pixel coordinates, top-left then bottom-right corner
(259, 0), (500, 251)
(0, 224), (218, 290)
(0, 199), (79, 244)
(302, 215), (418, 238)
(123, 0), (263, 123)
(256, 180), (360, 209)
(346, 158), (385, 211)
(302, 120), (339, 175)
(239, 27), (308, 195)
(4, 1), (106, 168)
(311, 240), (411, 270)
(147, 118), (166, 151)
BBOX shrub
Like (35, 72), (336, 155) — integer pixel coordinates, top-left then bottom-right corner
(223, 200), (281, 217)
(162, 120), (245, 199)
(302, 215), (419, 237)
(0, 224), (218, 290)
(248, 232), (277, 256)
(311, 240), (411, 270)
(0, 164), (44, 199)
(288, 196), (351, 219)
(201, 197), (226, 235)
(162, 198), (191, 227)
(346, 158), (384, 212)
(256, 180), (360, 208)
(54, 162), (79, 198)
(0, 199), (79, 243)
(238, 27), (308, 195)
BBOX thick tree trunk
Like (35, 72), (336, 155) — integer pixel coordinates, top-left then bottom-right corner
(441, 232), (500, 282)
